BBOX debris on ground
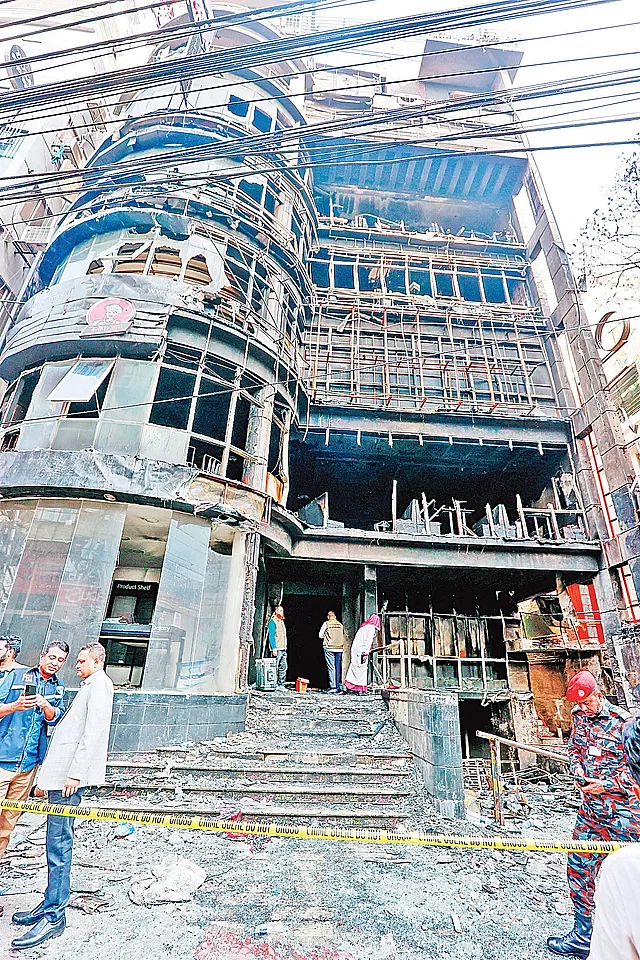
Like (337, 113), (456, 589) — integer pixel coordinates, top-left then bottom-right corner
(0, 691), (578, 959)
(129, 858), (207, 905)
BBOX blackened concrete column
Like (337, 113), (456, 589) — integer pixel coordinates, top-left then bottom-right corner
(242, 384), (275, 492)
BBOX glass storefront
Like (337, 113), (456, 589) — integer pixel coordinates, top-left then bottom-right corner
(0, 499), (239, 692)
(0, 500), (126, 684)
(143, 516), (232, 693)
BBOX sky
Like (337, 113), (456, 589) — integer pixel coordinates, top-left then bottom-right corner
(517, 0), (640, 250)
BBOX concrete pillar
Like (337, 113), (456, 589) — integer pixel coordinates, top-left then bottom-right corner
(218, 530), (249, 693)
(363, 565), (378, 620)
(280, 407), (292, 507)
(342, 580), (357, 683)
(235, 530), (261, 692)
(242, 384), (275, 492)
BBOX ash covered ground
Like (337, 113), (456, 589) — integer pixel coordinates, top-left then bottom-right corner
(0, 764), (580, 960)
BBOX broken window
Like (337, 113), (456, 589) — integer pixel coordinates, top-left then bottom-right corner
(457, 271), (483, 302)
(264, 188), (277, 216)
(231, 394), (251, 450)
(188, 437), (223, 475)
(149, 246), (182, 278)
(333, 257), (355, 289)
(1, 369), (39, 426)
(50, 364), (114, 451)
(408, 266), (432, 296)
(149, 366), (196, 431)
(192, 378), (231, 441)
(48, 359), (114, 404)
(238, 178), (265, 207)
(386, 265), (408, 295)
(434, 617), (457, 657)
(482, 270), (507, 304)
(52, 233), (118, 284)
(311, 257), (330, 288)
(113, 242), (149, 275)
(66, 373), (111, 419)
(225, 246), (251, 302)
(251, 261), (269, 315)
(485, 619), (507, 658)
(184, 255), (212, 286)
(358, 260), (384, 293)
(203, 358), (236, 383)
(433, 265), (455, 298)
(506, 274), (529, 305)
(268, 420), (283, 477)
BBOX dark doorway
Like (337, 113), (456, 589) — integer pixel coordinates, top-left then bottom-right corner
(282, 593), (342, 689)
(459, 699), (493, 758)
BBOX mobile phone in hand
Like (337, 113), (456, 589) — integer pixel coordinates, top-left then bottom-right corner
(24, 683), (37, 698)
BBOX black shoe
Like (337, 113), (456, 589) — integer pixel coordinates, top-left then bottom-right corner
(12, 903), (45, 926)
(547, 913), (592, 958)
(11, 916), (65, 950)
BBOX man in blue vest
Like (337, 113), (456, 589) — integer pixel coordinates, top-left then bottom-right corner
(0, 640), (69, 861)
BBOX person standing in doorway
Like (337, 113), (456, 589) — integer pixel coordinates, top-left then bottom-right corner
(267, 605), (288, 690)
(319, 611), (345, 693)
(344, 615), (380, 694)
(11, 643), (114, 950)
(546, 670), (640, 959)
(0, 641), (68, 863)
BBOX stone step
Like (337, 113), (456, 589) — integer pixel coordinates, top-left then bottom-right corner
(106, 761), (411, 782)
(152, 746), (410, 767)
(246, 722), (378, 737)
(101, 781), (411, 801)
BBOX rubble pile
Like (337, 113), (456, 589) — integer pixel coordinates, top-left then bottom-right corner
(0, 693), (580, 959)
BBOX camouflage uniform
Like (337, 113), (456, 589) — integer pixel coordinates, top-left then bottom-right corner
(567, 700), (640, 917)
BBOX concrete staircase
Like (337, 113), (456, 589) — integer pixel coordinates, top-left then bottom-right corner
(98, 690), (417, 826)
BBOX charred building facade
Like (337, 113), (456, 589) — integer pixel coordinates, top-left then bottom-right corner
(0, 16), (620, 755)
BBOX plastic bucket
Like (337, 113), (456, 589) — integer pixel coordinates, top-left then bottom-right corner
(295, 677), (309, 693)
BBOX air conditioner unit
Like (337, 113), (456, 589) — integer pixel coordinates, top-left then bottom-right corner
(14, 221), (51, 250)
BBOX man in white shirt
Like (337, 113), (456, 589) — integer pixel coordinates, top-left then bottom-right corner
(11, 643), (114, 950)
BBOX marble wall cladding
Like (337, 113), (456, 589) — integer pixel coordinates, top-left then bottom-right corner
(385, 688), (465, 820)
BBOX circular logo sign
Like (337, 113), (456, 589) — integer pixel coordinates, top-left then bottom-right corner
(595, 310), (631, 357)
(5, 45), (34, 90)
(81, 298), (136, 338)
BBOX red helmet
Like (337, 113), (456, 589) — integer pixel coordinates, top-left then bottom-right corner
(566, 670), (598, 703)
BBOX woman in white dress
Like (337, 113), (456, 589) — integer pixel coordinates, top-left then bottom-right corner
(344, 615), (381, 693)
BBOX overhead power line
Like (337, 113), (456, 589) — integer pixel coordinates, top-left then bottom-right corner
(4, 0), (375, 62)
(0, 0), (624, 118)
(2, 58), (640, 208)
(12, 24), (640, 136)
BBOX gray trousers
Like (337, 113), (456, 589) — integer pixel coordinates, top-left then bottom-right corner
(275, 650), (288, 685)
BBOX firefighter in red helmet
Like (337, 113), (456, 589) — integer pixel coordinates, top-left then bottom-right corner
(547, 671), (640, 958)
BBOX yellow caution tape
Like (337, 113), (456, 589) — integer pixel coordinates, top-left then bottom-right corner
(1, 799), (637, 854)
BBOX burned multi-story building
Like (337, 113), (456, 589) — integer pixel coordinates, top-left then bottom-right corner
(0, 10), (623, 754)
